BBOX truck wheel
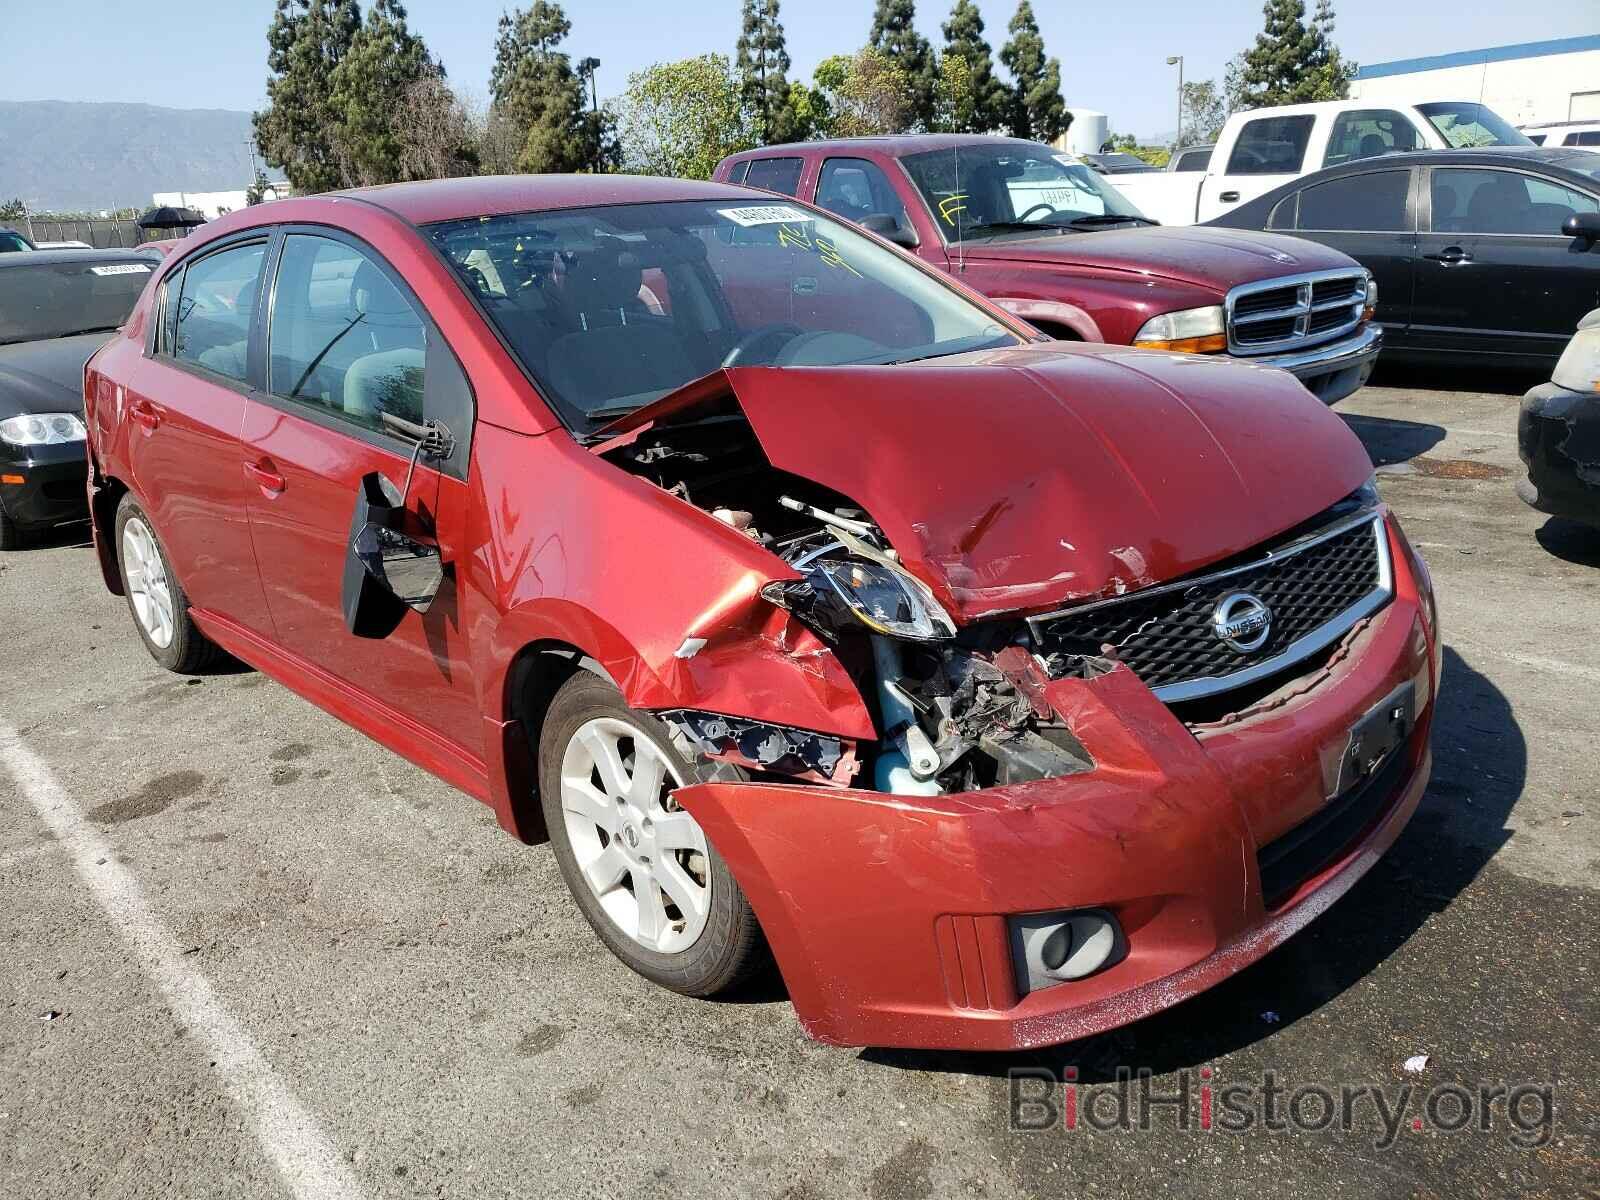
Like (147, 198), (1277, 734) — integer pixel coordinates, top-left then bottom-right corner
(538, 671), (768, 996)
(114, 494), (225, 674)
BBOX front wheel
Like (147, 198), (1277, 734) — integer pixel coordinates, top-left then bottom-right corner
(538, 671), (767, 996)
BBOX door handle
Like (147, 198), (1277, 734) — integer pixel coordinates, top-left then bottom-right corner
(243, 458), (286, 494)
(129, 398), (161, 432)
(1423, 247), (1472, 265)
(1219, 190), (1240, 203)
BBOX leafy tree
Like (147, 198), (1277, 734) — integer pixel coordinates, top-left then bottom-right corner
(0, 198), (26, 221)
(244, 170), (272, 205)
(254, 0), (361, 193)
(929, 52), (972, 133)
(778, 81), (831, 143)
(998, 1), (1067, 143)
(940, 0), (1008, 134)
(490, 3), (609, 173)
(868, 0), (936, 130)
(327, 0), (437, 186)
(815, 48), (913, 137)
(1235, 0), (1354, 109)
(1179, 79), (1227, 145)
(736, 0), (796, 144)
(617, 55), (754, 180)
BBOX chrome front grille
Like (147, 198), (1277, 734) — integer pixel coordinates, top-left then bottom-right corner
(1226, 268), (1368, 356)
(1026, 512), (1393, 704)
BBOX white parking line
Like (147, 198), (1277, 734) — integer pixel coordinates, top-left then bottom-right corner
(0, 721), (368, 1200)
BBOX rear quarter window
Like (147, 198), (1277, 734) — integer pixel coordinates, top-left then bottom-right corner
(743, 157), (805, 196)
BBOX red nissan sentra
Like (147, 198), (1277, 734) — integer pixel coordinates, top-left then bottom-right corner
(82, 176), (1439, 1051)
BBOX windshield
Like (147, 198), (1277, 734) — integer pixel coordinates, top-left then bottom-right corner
(0, 231), (30, 254)
(901, 143), (1151, 240)
(0, 257), (152, 344)
(1417, 102), (1532, 149)
(426, 199), (1018, 432)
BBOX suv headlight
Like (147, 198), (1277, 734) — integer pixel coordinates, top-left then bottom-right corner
(0, 413), (86, 446)
(765, 556), (956, 642)
(1552, 308), (1600, 392)
(1133, 306), (1226, 353)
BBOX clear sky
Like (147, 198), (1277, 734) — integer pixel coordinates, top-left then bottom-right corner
(1, 0), (1594, 138)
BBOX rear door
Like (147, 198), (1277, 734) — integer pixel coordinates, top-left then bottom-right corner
(1199, 113), (1316, 222)
(1272, 167), (1417, 343)
(1413, 166), (1600, 362)
(124, 237), (275, 634)
(241, 228), (482, 754)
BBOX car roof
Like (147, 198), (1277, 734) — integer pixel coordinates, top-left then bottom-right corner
(1312, 146), (1600, 174)
(332, 173), (764, 225)
(724, 134), (1049, 160)
(0, 246), (158, 268)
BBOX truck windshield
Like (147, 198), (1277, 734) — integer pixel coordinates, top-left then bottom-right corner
(901, 143), (1152, 241)
(0, 257), (153, 345)
(425, 199), (1018, 433)
(1417, 102), (1532, 149)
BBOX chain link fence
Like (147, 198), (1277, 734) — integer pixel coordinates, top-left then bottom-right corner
(14, 216), (150, 248)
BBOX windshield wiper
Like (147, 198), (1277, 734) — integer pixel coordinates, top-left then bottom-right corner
(968, 220), (1072, 236)
(1069, 214), (1159, 227)
(49, 325), (122, 340)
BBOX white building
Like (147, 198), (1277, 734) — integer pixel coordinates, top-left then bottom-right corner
(1349, 35), (1600, 126)
(150, 182), (290, 220)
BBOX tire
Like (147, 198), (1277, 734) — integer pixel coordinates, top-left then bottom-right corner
(538, 671), (768, 997)
(0, 499), (23, 551)
(113, 494), (225, 674)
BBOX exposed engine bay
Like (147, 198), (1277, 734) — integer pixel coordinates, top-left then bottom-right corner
(600, 408), (1104, 795)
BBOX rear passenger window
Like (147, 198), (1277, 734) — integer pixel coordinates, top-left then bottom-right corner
(743, 157), (804, 196)
(267, 234), (427, 433)
(1226, 115), (1315, 175)
(1296, 170), (1410, 231)
(172, 242), (266, 382)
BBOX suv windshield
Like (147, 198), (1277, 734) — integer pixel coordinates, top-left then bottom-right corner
(901, 142), (1151, 240)
(0, 256), (153, 345)
(426, 199), (1018, 432)
(1417, 102), (1532, 149)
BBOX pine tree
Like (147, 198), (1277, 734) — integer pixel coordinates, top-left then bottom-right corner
(940, 0), (1007, 134)
(489, 2), (606, 173)
(736, 0), (796, 144)
(1237, 0), (1354, 108)
(998, 1), (1067, 143)
(327, 0), (437, 186)
(254, 0), (361, 193)
(868, 0), (937, 130)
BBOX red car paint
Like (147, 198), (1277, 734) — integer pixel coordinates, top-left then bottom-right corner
(714, 135), (1382, 401)
(83, 175), (1437, 1051)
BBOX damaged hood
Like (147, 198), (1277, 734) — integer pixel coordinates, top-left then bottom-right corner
(955, 226), (1357, 292)
(604, 343), (1375, 623)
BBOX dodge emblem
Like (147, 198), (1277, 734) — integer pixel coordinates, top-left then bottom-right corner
(1211, 591), (1272, 653)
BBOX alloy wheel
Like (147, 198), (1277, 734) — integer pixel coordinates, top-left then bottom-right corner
(122, 517), (175, 649)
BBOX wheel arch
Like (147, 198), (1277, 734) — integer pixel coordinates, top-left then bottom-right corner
(993, 298), (1103, 343)
(89, 472), (130, 595)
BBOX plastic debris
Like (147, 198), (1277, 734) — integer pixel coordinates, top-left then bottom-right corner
(38, 1010), (60, 1022)
(1403, 1054), (1429, 1073)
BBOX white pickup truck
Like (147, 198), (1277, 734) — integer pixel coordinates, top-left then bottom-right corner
(1113, 98), (1532, 226)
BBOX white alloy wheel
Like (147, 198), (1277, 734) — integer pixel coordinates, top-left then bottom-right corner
(121, 516), (175, 649)
(559, 716), (712, 954)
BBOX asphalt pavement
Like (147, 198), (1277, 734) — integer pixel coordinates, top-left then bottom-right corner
(0, 369), (1595, 1199)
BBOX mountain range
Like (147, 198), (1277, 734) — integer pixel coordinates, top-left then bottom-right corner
(0, 100), (259, 212)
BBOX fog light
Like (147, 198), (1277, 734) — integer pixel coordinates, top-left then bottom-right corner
(1009, 909), (1125, 993)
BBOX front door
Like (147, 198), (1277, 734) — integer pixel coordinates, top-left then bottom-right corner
(1413, 166), (1600, 362)
(241, 229), (481, 757)
(124, 237), (275, 635)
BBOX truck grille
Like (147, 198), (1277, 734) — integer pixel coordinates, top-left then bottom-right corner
(1227, 269), (1368, 356)
(1027, 512), (1392, 704)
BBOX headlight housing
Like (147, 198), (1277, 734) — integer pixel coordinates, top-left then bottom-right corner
(1362, 273), (1378, 322)
(765, 555), (956, 642)
(1552, 308), (1600, 392)
(1132, 305), (1227, 353)
(0, 412), (86, 446)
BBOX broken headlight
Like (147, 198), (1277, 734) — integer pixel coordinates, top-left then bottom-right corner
(769, 556), (956, 642)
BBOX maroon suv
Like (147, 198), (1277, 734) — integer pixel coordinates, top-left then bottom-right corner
(716, 135), (1382, 403)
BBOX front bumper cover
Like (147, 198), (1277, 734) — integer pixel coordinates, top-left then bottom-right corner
(1517, 380), (1600, 527)
(0, 440), (89, 529)
(1240, 323), (1383, 406)
(674, 518), (1437, 1051)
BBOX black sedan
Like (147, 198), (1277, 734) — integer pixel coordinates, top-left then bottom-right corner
(1205, 148), (1600, 370)
(1519, 308), (1600, 529)
(0, 248), (155, 548)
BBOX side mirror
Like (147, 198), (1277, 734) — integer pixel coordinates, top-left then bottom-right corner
(341, 471), (445, 639)
(860, 213), (920, 249)
(1563, 211), (1600, 243)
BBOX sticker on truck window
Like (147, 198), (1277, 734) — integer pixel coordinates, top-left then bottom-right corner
(89, 263), (152, 276)
(717, 204), (814, 227)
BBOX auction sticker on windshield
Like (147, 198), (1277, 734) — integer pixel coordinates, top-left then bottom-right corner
(89, 264), (152, 276)
(718, 205), (815, 227)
